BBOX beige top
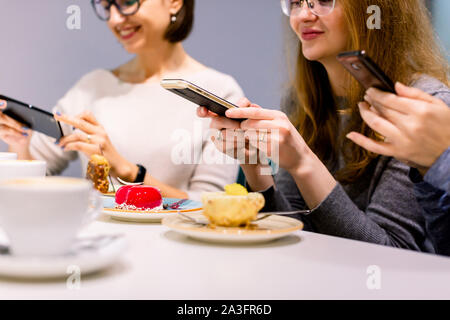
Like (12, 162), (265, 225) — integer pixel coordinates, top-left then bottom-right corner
(29, 68), (244, 200)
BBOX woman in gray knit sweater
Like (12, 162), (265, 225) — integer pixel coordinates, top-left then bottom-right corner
(197, 0), (450, 252)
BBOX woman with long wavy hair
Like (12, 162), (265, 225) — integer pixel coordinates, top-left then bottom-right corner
(198, 0), (450, 251)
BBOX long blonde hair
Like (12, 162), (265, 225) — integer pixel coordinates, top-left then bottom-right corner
(286, 0), (449, 183)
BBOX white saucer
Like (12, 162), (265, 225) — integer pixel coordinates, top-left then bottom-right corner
(0, 234), (127, 279)
(102, 196), (203, 223)
(162, 213), (303, 244)
(103, 210), (183, 223)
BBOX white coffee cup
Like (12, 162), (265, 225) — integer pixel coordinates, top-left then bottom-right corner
(0, 177), (102, 256)
(0, 152), (17, 160)
(0, 160), (46, 181)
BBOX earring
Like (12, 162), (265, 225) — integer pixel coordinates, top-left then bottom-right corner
(171, 14), (177, 23)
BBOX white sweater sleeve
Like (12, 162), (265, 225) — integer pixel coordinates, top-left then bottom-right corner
(186, 75), (244, 200)
(28, 72), (98, 176)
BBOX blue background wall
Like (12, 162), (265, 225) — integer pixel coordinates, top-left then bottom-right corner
(433, 0), (450, 59)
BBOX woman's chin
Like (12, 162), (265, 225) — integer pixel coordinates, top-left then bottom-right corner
(301, 48), (324, 62)
(122, 43), (145, 54)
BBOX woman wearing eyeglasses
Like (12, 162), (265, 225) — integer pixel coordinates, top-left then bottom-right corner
(198, 0), (450, 251)
(0, 0), (243, 200)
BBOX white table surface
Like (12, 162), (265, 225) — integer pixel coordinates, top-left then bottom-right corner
(0, 213), (449, 300)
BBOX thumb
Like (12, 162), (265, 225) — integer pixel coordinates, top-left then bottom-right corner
(250, 103), (262, 109)
(237, 97), (252, 108)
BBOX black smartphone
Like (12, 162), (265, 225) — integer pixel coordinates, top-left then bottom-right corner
(160, 79), (246, 121)
(337, 50), (396, 93)
(0, 95), (64, 140)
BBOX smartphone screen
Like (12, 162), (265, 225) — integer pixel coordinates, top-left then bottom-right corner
(0, 95), (64, 140)
(337, 50), (396, 93)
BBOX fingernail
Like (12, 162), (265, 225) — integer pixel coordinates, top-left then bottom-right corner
(22, 132), (28, 137)
(56, 111), (61, 116)
(22, 126), (29, 131)
(0, 102), (4, 107)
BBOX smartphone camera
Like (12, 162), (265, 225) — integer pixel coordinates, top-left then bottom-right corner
(351, 63), (362, 71)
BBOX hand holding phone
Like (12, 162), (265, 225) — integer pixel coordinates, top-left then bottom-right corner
(0, 98), (33, 148)
(337, 50), (396, 93)
(0, 95), (64, 140)
(161, 79), (246, 121)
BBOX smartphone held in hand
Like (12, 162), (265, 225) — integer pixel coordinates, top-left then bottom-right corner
(161, 79), (246, 121)
(0, 95), (64, 140)
(337, 50), (396, 93)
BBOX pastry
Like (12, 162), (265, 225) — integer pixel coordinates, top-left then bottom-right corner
(201, 183), (265, 227)
(86, 154), (110, 193)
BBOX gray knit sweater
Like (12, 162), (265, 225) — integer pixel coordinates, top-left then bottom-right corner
(260, 76), (450, 252)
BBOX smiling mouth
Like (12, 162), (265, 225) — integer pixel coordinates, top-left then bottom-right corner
(301, 31), (324, 40)
(117, 26), (142, 40)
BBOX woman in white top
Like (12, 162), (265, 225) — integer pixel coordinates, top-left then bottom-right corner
(0, 0), (243, 200)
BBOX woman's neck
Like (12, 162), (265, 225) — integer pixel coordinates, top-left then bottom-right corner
(117, 42), (200, 83)
(320, 57), (348, 98)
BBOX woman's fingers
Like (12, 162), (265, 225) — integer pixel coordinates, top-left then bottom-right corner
(55, 113), (97, 134)
(237, 97), (252, 108)
(395, 82), (436, 103)
(358, 102), (400, 138)
(0, 100), (6, 110)
(58, 131), (93, 147)
(197, 106), (208, 118)
(363, 93), (407, 125)
(210, 115), (241, 130)
(63, 141), (99, 154)
(79, 110), (100, 126)
(346, 132), (392, 156)
(0, 124), (30, 147)
(365, 88), (410, 116)
(0, 124), (27, 138)
(211, 129), (264, 164)
(196, 106), (218, 118)
(240, 119), (282, 130)
(0, 112), (28, 133)
(225, 107), (277, 120)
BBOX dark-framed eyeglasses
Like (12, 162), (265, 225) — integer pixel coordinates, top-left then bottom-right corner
(281, 0), (336, 17)
(91, 0), (142, 21)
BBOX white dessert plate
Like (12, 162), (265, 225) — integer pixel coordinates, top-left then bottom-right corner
(102, 197), (203, 223)
(162, 213), (303, 244)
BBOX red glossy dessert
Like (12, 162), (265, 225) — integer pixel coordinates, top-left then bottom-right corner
(115, 185), (163, 211)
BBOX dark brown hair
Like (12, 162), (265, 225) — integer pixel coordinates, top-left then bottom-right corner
(286, 0), (449, 184)
(164, 0), (195, 43)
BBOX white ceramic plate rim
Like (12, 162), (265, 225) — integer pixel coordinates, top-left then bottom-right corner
(162, 214), (303, 243)
(0, 236), (127, 279)
(103, 208), (203, 222)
